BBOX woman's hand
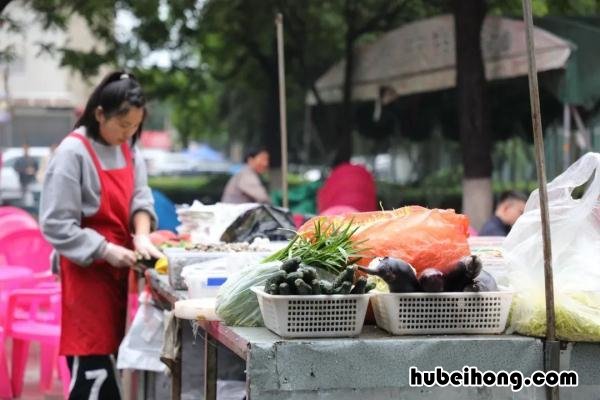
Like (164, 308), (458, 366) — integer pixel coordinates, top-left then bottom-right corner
(133, 234), (164, 260)
(102, 242), (137, 268)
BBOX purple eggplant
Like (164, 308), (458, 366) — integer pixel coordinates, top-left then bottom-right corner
(418, 268), (445, 292)
(444, 255), (483, 292)
(357, 257), (419, 293)
(463, 270), (498, 292)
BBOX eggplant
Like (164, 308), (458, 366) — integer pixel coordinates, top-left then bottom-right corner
(418, 268), (445, 292)
(463, 270), (498, 292)
(357, 257), (419, 293)
(444, 255), (483, 291)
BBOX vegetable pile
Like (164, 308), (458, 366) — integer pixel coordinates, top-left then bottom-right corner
(510, 291), (600, 342)
(263, 258), (375, 295)
(360, 255), (498, 293)
(263, 220), (367, 275)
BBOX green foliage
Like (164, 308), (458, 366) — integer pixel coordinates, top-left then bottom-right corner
(488, 0), (600, 15)
(3, 0), (599, 154)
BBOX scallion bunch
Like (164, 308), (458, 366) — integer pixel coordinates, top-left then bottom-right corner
(263, 220), (368, 275)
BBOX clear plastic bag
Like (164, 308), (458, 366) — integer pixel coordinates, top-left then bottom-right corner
(117, 292), (167, 372)
(215, 261), (282, 327)
(504, 152), (600, 341)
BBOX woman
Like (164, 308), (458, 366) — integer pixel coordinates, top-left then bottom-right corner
(221, 147), (271, 204)
(40, 71), (163, 399)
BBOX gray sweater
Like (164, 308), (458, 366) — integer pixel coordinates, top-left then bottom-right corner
(221, 166), (270, 204)
(39, 128), (156, 267)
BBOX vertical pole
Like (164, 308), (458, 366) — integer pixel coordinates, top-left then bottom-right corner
(563, 104), (571, 171)
(3, 66), (14, 147)
(521, 1), (559, 399)
(275, 13), (289, 209)
(171, 319), (182, 400)
(204, 326), (217, 400)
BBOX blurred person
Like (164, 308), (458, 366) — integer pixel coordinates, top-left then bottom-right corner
(317, 160), (377, 214)
(479, 190), (528, 236)
(13, 143), (39, 205)
(222, 147), (271, 204)
(40, 71), (163, 399)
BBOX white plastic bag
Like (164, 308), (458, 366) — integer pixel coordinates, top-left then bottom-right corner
(504, 152), (600, 341)
(117, 292), (167, 372)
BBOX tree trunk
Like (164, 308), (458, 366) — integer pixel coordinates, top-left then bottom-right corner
(454, 0), (492, 230)
(335, 0), (357, 166)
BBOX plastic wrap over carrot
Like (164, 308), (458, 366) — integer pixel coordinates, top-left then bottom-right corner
(299, 206), (470, 274)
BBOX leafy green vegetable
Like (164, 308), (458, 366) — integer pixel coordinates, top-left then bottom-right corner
(263, 220), (368, 275)
(510, 292), (600, 342)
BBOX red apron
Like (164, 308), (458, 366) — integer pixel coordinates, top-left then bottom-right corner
(60, 133), (134, 355)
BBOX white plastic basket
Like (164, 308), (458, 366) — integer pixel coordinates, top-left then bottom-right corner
(251, 287), (371, 338)
(371, 291), (513, 335)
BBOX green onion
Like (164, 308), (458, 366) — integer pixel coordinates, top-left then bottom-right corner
(263, 219), (369, 275)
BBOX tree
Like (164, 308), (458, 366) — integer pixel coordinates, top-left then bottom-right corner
(453, 0), (491, 229)
(451, 0), (600, 228)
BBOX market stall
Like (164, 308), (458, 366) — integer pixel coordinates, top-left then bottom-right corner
(125, 196), (599, 400)
(144, 268), (600, 400)
(122, 4), (600, 400)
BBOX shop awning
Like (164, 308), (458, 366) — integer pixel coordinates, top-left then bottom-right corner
(307, 15), (572, 105)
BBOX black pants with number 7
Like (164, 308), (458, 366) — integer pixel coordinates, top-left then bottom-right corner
(66, 355), (122, 400)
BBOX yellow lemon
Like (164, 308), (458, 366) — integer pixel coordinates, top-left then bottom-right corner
(155, 257), (168, 274)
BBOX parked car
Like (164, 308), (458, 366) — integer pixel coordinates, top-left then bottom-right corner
(141, 149), (233, 176)
(140, 149), (200, 176)
(1, 147), (50, 203)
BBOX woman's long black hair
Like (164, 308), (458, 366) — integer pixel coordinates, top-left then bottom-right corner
(75, 71), (146, 145)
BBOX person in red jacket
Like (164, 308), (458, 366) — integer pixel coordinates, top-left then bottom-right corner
(317, 161), (377, 215)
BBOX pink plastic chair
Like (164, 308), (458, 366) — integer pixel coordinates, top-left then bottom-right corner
(0, 228), (52, 273)
(0, 212), (38, 236)
(5, 286), (70, 399)
(0, 267), (35, 327)
(0, 326), (12, 399)
(0, 206), (32, 220)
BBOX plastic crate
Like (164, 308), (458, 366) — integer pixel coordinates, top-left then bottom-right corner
(371, 291), (513, 335)
(165, 248), (231, 290)
(251, 287), (371, 338)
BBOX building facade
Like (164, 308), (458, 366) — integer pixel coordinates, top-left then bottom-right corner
(0, 1), (102, 147)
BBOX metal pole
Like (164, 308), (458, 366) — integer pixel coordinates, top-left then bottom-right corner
(276, 13), (289, 209)
(204, 325), (218, 400)
(521, 1), (559, 399)
(563, 104), (571, 171)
